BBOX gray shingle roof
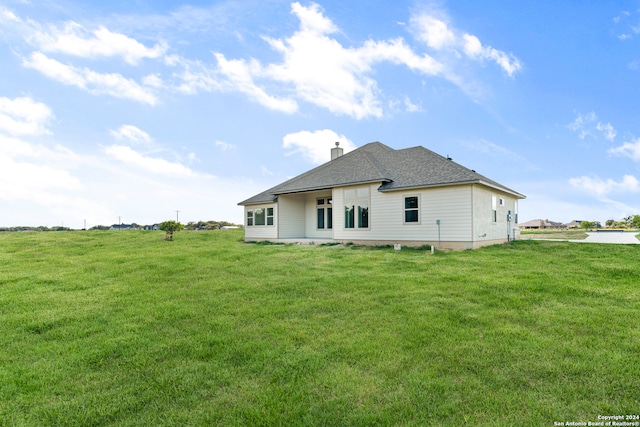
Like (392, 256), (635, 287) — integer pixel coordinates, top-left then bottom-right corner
(238, 142), (525, 205)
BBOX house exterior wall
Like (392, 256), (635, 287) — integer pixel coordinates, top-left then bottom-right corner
(277, 195), (305, 238)
(472, 186), (521, 245)
(332, 183), (474, 246)
(244, 184), (521, 249)
(243, 203), (278, 240)
(304, 191), (333, 239)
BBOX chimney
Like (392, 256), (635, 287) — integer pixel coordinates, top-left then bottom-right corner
(331, 141), (344, 160)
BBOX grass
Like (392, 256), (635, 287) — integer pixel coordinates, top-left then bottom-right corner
(1, 230), (639, 426)
(520, 229), (588, 240)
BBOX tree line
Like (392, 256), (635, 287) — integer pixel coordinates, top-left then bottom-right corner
(0, 220), (241, 233)
(603, 214), (640, 229)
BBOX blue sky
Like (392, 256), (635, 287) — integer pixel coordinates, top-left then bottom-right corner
(1, 0), (640, 228)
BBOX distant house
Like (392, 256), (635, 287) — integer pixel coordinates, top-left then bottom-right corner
(238, 142), (525, 250)
(564, 220), (582, 229)
(518, 219), (563, 230)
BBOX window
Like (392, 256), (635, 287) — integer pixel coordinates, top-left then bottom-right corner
(491, 196), (497, 223)
(317, 197), (332, 229)
(344, 188), (369, 229)
(514, 201), (518, 224)
(317, 207), (325, 229)
(246, 207), (274, 227)
(404, 196), (419, 223)
(255, 208), (265, 226)
(267, 207), (274, 226)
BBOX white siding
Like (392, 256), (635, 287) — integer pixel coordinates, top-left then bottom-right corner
(243, 204), (277, 240)
(472, 185), (520, 242)
(278, 194), (306, 238)
(332, 183), (473, 243)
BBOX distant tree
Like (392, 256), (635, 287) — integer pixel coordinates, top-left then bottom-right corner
(580, 221), (597, 230)
(628, 215), (640, 229)
(159, 221), (184, 241)
(184, 220), (241, 230)
(605, 219), (615, 227)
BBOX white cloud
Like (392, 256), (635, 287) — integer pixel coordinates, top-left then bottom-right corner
(0, 133), (247, 227)
(403, 96), (422, 113)
(596, 122), (617, 141)
(260, 165), (274, 176)
(213, 53), (298, 113)
(110, 125), (153, 145)
(608, 138), (640, 161)
(410, 12), (521, 77)
(102, 144), (201, 177)
(567, 112), (616, 141)
(569, 174), (640, 196)
(215, 140), (236, 151)
(0, 7), (19, 23)
(261, 3), (441, 118)
(0, 96), (53, 136)
(0, 134), (100, 225)
(143, 74), (164, 88)
(184, 2), (441, 119)
(31, 22), (167, 65)
(411, 15), (455, 49)
(282, 129), (356, 164)
(462, 34), (521, 77)
(462, 138), (538, 170)
(23, 52), (158, 105)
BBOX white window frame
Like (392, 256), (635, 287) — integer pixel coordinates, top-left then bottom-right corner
(316, 197), (333, 230)
(246, 206), (275, 227)
(344, 187), (370, 230)
(403, 195), (420, 225)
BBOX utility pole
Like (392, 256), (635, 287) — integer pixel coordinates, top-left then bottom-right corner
(84, 219), (87, 230)
(118, 216), (121, 231)
(176, 210), (180, 222)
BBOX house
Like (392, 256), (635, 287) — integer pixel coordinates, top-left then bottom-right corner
(564, 220), (583, 229)
(518, 219), (563, 230)
(238, 142), (525, 249)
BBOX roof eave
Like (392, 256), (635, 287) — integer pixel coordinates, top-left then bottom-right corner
(379, 180), (526, 199)
(272, 179), (389, 196)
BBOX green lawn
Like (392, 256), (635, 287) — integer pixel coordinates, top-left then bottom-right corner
(520, 229), (589, 240)
(1, 230), (638, 426)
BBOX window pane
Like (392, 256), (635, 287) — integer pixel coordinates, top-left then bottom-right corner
(317, 198), (325, 205)
(405, 196), (418, 209)
(317, 208), (325, 229)
(255, 208), (265, 225)
(266, 207), (273, 225)
(405, 210), (418, 223)
(345, 205), (355, 228)
(344, 189), (355, 199)
(247, 210), (253, 226)
(357, 188), (369, 197)
(358, 201), (369, 228)
(327, 207), (332, 229)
